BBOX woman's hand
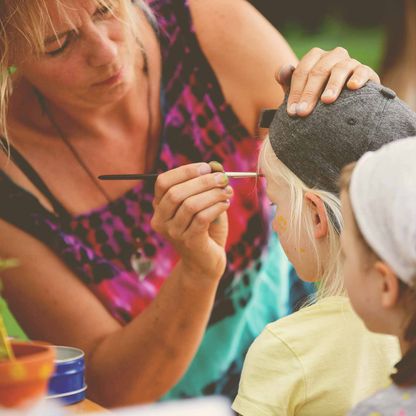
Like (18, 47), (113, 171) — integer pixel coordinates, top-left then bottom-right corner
(277, 47), (381, 116)
(151, 162), (232, 280)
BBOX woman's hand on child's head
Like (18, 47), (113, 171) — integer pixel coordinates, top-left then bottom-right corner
(151, 162), (231, 280)
(277, 47), (380, 117)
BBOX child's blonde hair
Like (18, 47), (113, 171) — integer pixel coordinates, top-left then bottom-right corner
(260, 138), (344, 300)
(0, 0), (153, 149)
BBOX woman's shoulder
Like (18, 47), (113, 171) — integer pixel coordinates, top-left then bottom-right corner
(0, 149), (56, 214)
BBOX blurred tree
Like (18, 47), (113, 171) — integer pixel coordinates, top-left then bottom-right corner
(249, 0), (398, 33)
(249, 1), (416, 109)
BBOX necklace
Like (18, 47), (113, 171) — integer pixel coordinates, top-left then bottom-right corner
(37, 46), (155, 280)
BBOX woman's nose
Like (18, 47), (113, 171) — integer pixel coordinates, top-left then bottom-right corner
(85, 25), (118, 67)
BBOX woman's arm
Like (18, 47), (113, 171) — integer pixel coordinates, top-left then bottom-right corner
(0, 163), (230, 407)
(190, 0), (380, 134)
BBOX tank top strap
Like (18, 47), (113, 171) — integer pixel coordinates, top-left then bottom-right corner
(0, 138), (70, 219)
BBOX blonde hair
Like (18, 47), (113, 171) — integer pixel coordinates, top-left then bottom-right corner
(260, 138), (344, 300)
(0, 0), (153, 149)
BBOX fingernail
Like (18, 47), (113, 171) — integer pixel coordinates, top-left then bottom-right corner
(347, 78), (361, 89)
(224, 185), (233, 195)
(199, 163), (211, 175)
(209, 160), (224, 172)
(278, 64), (295, 84)
(296, 102), (308, 113)
(288, 103), (297, 115)
(215, 173), (228, 185)
(322, 89), (334, 99)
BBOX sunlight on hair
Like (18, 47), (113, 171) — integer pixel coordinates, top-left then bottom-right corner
(0, 0), (154, 150)
(259, 137), (345, 301)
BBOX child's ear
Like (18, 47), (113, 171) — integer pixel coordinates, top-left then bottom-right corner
(304, 192), (328, 239)
(374, 261), (400, 309)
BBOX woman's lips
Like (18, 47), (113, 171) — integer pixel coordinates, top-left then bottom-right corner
(93, 68), (123, 86)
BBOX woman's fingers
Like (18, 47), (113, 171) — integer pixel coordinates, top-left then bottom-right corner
(167, 186), (233, 239)
(152, 161), (232, 247)
(153, 162), (211, 205)
(347, 64), (380, 90)
(284, 46), (380, 117)
(155, 172), (229, 223)
(183, 202), (229, 242)
(286, 47), (329, 115)
(296, 49), (353, 112)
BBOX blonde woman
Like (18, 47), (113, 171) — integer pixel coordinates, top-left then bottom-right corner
(233, 82), (416, 415)
(0, 0), (379, 407)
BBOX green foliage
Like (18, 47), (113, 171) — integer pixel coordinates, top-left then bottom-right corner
(0, 259), (28, 340)
(283, 18), (385, 71)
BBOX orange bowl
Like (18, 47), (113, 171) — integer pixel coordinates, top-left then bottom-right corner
(0, 341), (55, 408)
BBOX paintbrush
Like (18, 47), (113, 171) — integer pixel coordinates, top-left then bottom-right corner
(98, 172), (264, 180)
(0, 316), (15, 361)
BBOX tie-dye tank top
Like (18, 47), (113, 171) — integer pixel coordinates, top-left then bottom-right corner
(0, 0), (312, 400)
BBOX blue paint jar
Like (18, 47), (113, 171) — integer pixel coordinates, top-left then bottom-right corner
(47, 346), (86, 406)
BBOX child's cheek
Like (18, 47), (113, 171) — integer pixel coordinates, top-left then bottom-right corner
(272, 214), (288, 234)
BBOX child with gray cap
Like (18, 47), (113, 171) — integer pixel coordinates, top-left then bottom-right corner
(340, 137), (416, 415)
(232, 82), (416, 416)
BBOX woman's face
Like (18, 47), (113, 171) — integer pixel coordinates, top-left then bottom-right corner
(265, 172), (319, 282)
(17, 0), (138, 108)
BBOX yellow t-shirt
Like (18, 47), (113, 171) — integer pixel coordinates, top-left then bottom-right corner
(232, 296), (400, 416)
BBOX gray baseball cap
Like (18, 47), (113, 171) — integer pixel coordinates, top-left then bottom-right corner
(259, 81), (416, 195)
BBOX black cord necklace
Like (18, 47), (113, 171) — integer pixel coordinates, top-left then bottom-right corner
(36, 47), (155, 279)
(36, 46), (151, 206)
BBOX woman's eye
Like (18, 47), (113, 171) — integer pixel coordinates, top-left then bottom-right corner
(96, 4), (113, 17)
(45, 33), (74, 57)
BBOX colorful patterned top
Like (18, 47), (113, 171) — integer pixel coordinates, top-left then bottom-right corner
(0, 0), (312, 400)
(349, 384), (416, 416)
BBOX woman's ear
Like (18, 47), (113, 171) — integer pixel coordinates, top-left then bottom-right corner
(304, 192), (328, 239)
(374, 261), (400, 309)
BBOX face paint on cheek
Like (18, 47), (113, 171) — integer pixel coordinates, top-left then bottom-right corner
(277, 215), (288, 233)
(294, 247), (306, 254)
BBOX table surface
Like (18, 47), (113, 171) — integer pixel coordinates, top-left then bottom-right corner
(67, 399), (109, 414)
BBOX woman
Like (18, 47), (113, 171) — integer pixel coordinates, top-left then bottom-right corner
(380, 0), (416, 110)
(0, 0), (379, 407)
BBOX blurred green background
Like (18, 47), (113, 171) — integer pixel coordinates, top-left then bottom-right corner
(283, 19), (384, 71)
(249, 0), (400, 72)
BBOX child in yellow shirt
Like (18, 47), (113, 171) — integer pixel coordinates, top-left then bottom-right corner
(233, 82), (416, 415)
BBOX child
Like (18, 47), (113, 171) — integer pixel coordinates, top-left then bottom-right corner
(340, 138), (416, 415)
(232, 83), (416, 416)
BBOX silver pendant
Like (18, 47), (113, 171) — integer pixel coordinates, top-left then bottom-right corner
(130, 239), (153, 281)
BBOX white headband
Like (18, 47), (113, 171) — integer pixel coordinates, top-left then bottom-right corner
(349, 137), (416, 285)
